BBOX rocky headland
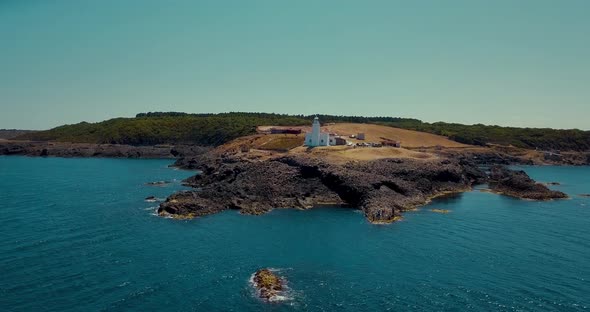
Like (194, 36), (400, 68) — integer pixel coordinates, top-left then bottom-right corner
(159, 151), (490, 223)
(488, 166), (568, 200)
(158, 141), (572, 223)
(1, 135), (573, 224)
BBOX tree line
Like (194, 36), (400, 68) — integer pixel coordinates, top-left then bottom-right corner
(16, 112), (590, 151)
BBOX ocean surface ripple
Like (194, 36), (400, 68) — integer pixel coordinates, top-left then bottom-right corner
(0, 157), (589, 311)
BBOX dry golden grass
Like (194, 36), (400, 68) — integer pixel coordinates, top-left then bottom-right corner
(322, 123), (469, 148)
(212, 134), (305, 157)
(259, 123), (470, 148)
(216, 123), (471, 163)
(289, 145), (437, 164)
(258, 136), (304, 151)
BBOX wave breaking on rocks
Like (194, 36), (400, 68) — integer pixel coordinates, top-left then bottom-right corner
(249, 268), (291, 302)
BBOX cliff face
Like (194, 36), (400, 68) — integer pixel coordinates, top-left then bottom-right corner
(159, 155), (486, 223)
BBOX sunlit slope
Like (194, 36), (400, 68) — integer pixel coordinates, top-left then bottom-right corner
(323, 123), (470, 148)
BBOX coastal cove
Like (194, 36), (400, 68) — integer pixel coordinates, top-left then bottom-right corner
(1, 156), (589, 311)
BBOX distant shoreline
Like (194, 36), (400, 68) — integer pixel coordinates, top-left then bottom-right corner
(0, 140), (209, 159)
(2, 138), (589, 166)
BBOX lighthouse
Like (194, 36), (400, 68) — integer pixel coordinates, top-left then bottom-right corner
(304, 116), (330, 147)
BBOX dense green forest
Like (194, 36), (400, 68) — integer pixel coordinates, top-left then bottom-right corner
(17, 113), (308, 146)
(16, 112), (590, 151)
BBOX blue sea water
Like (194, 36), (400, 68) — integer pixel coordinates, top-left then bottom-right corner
(0, 157), (589, 312)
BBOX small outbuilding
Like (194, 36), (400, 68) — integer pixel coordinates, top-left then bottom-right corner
(329, 136), (347, 146)
(270, 128), (302, 135)
(381, 140), (401, 148)
(356, 133), (365, 140)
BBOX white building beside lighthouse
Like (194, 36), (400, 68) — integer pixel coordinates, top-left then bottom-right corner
(305, 116), (330, 147)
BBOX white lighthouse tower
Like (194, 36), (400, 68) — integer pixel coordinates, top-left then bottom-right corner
(305, 116), (330, 147)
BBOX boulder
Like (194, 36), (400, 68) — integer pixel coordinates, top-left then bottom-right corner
(252, 269), (284, 301)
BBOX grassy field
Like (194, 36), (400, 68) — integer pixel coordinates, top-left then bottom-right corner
(221, 122), (458, 163)
(258, 135), (305, 152)
(289, 145), (437, 164)
(322, 123), (469, 148)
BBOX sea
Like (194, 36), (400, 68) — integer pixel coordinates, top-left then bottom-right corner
(0, 156), (589, 311)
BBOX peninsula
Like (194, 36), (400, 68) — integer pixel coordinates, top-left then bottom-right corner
(1, 112), (578, 223)
(157, 116), (569, 223)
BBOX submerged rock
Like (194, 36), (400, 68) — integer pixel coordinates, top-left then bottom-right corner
(489, 166), (568, 200)
(146, 181), (171, 186)
(145, 196), (159, 202)
(544, 182), (561, 186)
(431, 209), (451, 214)
(252, 269), (284, 301)
(579, 194), (590, 198)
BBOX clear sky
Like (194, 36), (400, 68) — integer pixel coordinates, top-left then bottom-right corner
(1, 0), (589, 130)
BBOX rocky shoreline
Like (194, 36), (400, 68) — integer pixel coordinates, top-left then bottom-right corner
(1, 139), (573, 223)
(418, 146), (590, 166)
(488, 166), (568, 200)
(0, 140), (209, 159)
(157, 150), (569, 223)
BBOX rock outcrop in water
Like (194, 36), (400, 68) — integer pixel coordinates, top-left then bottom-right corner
(146, 181), (172, 186)
(159, 155), (487, 223)
(489, 166), (568, 200)
(145, 196), (161, 203)
(431, 209), (451, 214)
(252, 269), (284, 301)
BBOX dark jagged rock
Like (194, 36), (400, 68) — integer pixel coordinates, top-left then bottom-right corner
(430, 149), (534, 166)
(162, 148), (572, 222)
(252, 269), (284, 301)
(543, 152), (590, 166)
(159, 159), (343, 218)
(427, 147), (590, 166)
(471, 152), (534, 166)
(159, 155), (486, 223)
(489, 166), (568, 200)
